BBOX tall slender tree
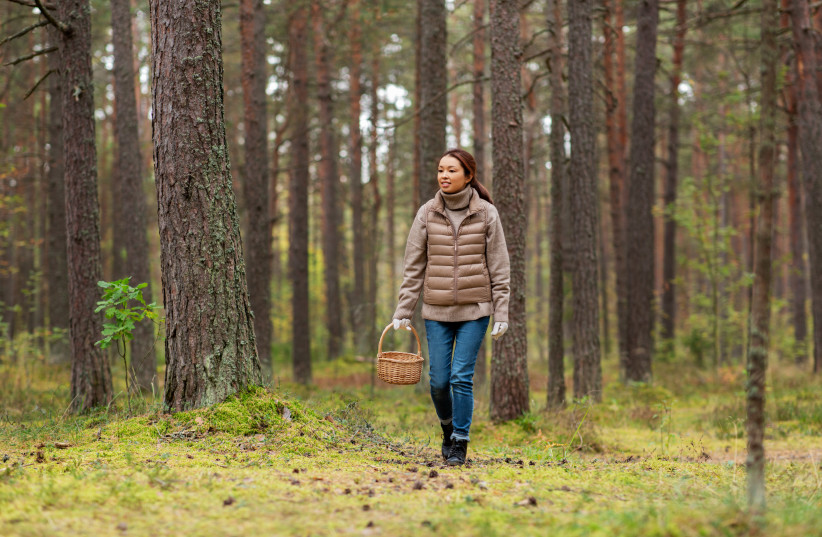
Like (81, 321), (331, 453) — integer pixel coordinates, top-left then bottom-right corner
(367, 50), (382, 351)
(473, 0), (488, 386)
(312, 0), (343, 361)
(240, 0), (273, 375)
(288, 3), (312, 383)
(349, 0), (367, 352)
(791, 0), (822, 374)
(419, 0), (447, 203)
(783, 0), (807, 366)
(489, 0), (529, 421)
(150, 0), (263, 410)
(568, 0), (602, 401)
(625, 0), (659, 383)
(746, 0), (778, 511)
(112, 0), (156, 391)
(46, 0), (113, 411)
(547, 0), (566, 408)
(661, 0), (688, 343)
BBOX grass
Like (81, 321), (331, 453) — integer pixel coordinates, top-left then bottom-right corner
(1, 347), (822, 536)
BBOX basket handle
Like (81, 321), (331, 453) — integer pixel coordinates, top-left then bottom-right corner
(378, 323), (422, 356)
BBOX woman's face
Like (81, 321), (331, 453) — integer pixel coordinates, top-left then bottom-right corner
(437, 155), (472, 194)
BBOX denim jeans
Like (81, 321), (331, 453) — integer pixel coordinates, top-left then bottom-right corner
(425, 316), (490, 442)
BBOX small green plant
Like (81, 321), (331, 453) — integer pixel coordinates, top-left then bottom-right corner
(95, 278), (161, 415)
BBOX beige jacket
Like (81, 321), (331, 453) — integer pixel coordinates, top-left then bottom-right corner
(393, 187), (510, 323)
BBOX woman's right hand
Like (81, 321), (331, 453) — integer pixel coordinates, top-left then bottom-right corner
(393, 318), (411, 331)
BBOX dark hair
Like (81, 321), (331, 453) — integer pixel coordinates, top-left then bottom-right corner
(439, 148), (494, 204)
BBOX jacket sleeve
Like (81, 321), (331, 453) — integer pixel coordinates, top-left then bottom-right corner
(393, 205), (428, 320)
(486, 205), (510, 324)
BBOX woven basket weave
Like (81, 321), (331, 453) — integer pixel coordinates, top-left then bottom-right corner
(377, 323), (423, 385)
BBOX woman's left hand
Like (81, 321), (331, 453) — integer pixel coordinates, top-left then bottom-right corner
(491, 322), (508, 340)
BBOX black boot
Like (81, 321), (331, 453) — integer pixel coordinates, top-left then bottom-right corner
(441, 422), (454, 459)
(446, 439), (468, 466)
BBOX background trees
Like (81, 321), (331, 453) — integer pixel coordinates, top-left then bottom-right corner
(0, 1), (817, 429)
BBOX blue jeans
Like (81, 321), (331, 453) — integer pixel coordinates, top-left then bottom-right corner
(425, 316), (490, 442)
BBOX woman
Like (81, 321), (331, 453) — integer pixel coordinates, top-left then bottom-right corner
(392, 148), (510, 466)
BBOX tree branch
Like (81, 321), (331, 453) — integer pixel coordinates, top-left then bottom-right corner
(23, 68), (54, 100)
(32, 0), (70, 35)
(378, 76), (490, 131)
(2, 45), (57, 66)
(0, 20), (49, 48)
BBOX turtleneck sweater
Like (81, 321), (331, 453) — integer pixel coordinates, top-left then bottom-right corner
(441, 185), (473, 231)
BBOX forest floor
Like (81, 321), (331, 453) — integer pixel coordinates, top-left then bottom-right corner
(1, 351), (822, 537)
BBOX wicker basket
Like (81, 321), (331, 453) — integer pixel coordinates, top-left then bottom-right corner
(377, 323), (423, 385)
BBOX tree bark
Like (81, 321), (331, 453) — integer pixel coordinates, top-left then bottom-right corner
(151, 0), (263, 410)
(747, 0), (778, 512)
(288, 3), (312, 383)
(419, 0), (447, 203)
(568, 0), (602, 401)
(791, 0), (822, 374)
(367, 52), (382, 353)
(489, 0), (529, 421)
(349, 0), (366, 353)
(661, 0), (687, 344)
(240, 0), (272, 375)
(311, 1), (343, 361)
(112, 0), (157, 391)
(783, 0), (807, 366)
(547, 0), (566, 408)
(46, 26), (69, 357)
(625, 0), (659, 383)
(58, 0), (113, 412)
(473, 0), (488, 386)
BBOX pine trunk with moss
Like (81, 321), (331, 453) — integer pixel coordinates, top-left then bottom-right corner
(150, 0), (263, 411)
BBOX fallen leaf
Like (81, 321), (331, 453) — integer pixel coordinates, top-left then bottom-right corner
(428, 469), (439, 478)
(223, 496), (235, 506)
(35, 452), (45, 463)
(362, 504), (370, 511)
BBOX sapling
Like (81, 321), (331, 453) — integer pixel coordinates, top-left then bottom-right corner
(95, 278), (161, 415)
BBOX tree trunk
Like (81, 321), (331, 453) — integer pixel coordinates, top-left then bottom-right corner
(473, 0), (488, 386)
(625, 0), (659, 383)
(151, 0), (263, 410)
(368, 52), (382, 353)
(311, 1), (343, 361)
(419, 0), (447, 203)
(567, 0), (602, 401)
(46, 27), (69, 359)
(489, 0), (529, 421)
(112, 0), (157, 392)
(661, 0), (687, 344)
(58, 0), (113, 412)
(240, 0), (272, 375)
(288, 3), (312, 383)
(547, 0), (565, 408)
(349, 0), (366, 353)
(791, 0), (822, 374)
(783, 0), (807, 366)
(747, 0), (778, 511)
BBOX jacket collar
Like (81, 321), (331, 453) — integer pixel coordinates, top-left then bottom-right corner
(432, 187), (483, 216)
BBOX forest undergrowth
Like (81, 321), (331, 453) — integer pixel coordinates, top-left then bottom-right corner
(1, 351), (822, 537)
